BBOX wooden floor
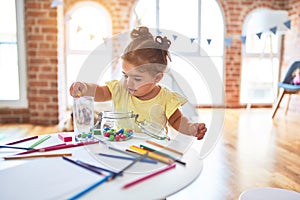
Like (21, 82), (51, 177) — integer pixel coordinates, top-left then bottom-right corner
(0, 108), (299, 200)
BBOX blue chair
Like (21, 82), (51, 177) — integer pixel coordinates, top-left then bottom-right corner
(272, 61), (300, 118)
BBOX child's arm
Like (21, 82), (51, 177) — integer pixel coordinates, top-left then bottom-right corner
(69, 82), (112, 102)
(168, 109), (207, 140)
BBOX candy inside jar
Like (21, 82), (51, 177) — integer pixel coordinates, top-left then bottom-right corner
(99, 111), (137, 142)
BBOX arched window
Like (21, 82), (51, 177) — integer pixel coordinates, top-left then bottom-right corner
(131, 0), (224, 106)
(65, 2), (112, 107)
(240, 9), (287, 106)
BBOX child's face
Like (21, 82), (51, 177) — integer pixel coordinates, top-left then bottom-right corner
(122, 60), (161, 98)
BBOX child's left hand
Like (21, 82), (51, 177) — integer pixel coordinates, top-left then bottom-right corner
(194, 123), (207, 140)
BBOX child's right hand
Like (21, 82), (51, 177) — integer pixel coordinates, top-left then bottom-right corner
(69, 82), (88, 98)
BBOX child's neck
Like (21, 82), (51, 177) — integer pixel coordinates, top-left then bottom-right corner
(137, 85), (161, 100)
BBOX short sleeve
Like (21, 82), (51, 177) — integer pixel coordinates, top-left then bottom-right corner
(164, 90), (187, 119)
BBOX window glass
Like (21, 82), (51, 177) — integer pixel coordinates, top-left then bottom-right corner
(131, 0), (224, 105)
(0, 0), (19, 100)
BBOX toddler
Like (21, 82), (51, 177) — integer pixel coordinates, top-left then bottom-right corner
(70, 26), (207, 140)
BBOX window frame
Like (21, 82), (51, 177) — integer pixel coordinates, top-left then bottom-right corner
(0, 0), (27, 108)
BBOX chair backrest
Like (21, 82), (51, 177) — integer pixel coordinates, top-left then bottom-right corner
(282, 61), (300, 84)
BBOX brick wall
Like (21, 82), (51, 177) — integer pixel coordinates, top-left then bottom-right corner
(0, 0), (298, 125)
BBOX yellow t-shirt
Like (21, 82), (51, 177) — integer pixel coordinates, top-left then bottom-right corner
(106, 80), (187, 130)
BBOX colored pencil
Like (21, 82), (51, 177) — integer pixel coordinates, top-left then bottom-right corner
(0, 145), (33, 151)
(4, 153), (72, 160)
(129, 145), (174, 165)
(122, 163), (176, 189)
(75, 160), (118, 176)
(146, 140), (184, 155)
(111, 153), (149, 180)
(16, 140), (98, 155)
(140, 145), (186, 166)
(28, 135), (51, 149)
(5, 135), (38, 145)
(108, 146), (140, 157)
(62, 156), (105, 176)
(68, 174), (112, 200)
(98, 153), (157, 164)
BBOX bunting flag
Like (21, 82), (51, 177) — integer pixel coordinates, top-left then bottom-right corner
(66, 11), (298, 48)
(50, 0), (63, 8)
(256, 32), (262, 39)
(240, 36), (246, 44)
(207, 39), (212, 45)
(224, 38), (232, 48)
(172, 35), (178, 41)
(283, 20), (291, 29)
(190, 38), (196, 44)
(76, 26), (82, 33)
(270, 26), (277, 35)
(64, 13), (72, 23)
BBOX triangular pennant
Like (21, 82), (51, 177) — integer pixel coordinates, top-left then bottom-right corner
(256, 32), (262, 39)
(190, 38), (196, 44)
(50, 0), (63, 8)
(283, 20), (291, 29)
(156, 29), (162, 35)
(224, 38), (232, 48)
(240, 35), (246, 44)
(270, 26), (277, 35)
(76, 26), (82, 33)
(64, 13), (72, 23)
(90, 34), (95, 40)
(207, 39), (212, 45)
(172, 35), (178, 41)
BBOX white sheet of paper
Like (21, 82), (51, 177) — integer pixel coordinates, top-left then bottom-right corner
(0, 157), (106, 200)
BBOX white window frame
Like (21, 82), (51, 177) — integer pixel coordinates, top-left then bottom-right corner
(0, 0), (27, 108)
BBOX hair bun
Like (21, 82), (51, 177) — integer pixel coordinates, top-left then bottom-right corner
(155, 36), (171, 50)
(131, 26), (153, 40)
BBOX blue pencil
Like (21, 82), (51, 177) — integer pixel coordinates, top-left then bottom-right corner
(98, 153), (157, 164)
(0, 145), (33, 150)
(68, 174), (112, 200)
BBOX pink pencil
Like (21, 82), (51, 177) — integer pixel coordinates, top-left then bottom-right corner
(5, 135), (38, 145)
(122, 163), (176, 189)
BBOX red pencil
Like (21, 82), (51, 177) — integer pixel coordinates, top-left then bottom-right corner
(15, 140), (98, 155)
(5, 135), (38, 145)
(122, 163), (176, 189)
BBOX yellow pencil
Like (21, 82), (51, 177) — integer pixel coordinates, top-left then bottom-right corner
(129, 145), (174, 164)
(3, 153), (72, 160)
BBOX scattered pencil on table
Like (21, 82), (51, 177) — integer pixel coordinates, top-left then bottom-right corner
(28, 135), (51, 149)
(140, 145), (186, 166)
(122, 163), (176, 189)
(129, 145), (174, 165)
(16, 140), (99, 155)
(4, 153), (72, 160)
(0, 145), (34, 151)
(5, 135), (38, 145)
(98, 153), (157, 164)
(68, 174), (112, 200)
(146, 140), (184, 155)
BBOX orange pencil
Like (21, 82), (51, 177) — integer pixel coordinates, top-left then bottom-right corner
(146, 140), (184, 155)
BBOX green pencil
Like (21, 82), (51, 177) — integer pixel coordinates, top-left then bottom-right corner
(28, 135), (51, 149)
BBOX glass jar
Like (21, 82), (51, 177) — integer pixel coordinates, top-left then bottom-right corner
(100, 111), (137, 142)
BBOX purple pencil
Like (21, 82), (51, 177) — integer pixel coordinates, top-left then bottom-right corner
(5, 135), (38, 145)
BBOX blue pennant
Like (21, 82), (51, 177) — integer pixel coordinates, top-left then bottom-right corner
(156, 29), (162, 35)
(283, 20), (291, 29)
(207, 39), (212, 45)
(240, 35), (246, 44)
(270, 26), (277, 35)
(172, 35), (178, 41)
(225, 38), (232, 48)
(256, 32), (262, 39)
(190, 38), (196, 44)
